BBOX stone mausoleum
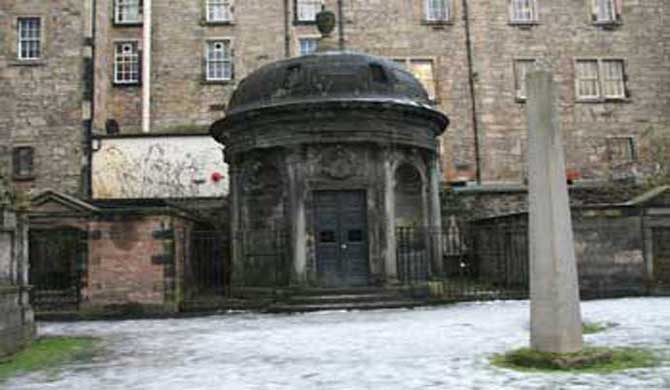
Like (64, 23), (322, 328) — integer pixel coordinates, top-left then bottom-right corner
(211, 51), (449, 289)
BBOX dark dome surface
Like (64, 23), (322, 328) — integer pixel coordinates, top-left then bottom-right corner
(225, 51), (432, 115)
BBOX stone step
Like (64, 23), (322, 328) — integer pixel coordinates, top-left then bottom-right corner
(266, 300), (422, 313)
(285, 293), (403, 305)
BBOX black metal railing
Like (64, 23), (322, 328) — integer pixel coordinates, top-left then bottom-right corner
(235, 229), (290, 287)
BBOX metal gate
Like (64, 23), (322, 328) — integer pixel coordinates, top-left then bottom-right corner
(314, 191), (370, 287)
(29, 228), (86, 311)
(653, 228), (670, 285)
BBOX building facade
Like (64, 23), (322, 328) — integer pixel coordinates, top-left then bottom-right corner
(1, 0), (669, 200)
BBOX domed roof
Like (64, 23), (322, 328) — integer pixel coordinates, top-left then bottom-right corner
(225, 51), (432, 116)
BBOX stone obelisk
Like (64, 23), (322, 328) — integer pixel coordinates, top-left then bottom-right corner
(526, 69), (583, 353)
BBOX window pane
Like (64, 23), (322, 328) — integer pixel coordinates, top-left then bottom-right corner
(596, 0), (616, 22)
(297, 0), (321, 21)
(410, 60), (436, 100)
(425, 0), (449, 21)
(18, 18), (41, 60)
(576, 60), (600, 98)
(299, 38), (318, 56)
(512, 0), (535, 22)
(602, 60), (625, 98)
(207, 0), (233, 22)
(114, 42), (139, 84)
(116, 0), (141, 23)
(206, 40), (232, 81)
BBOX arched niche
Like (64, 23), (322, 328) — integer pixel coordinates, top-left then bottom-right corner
(394, 163), (425, 228)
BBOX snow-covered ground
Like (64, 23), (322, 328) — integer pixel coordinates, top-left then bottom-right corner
(6, 298), (670, 390)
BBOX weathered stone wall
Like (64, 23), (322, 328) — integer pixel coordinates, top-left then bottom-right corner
(0, 207), (34, 358)
(471, 207), (654, 298)
(0, 0), (87, 196)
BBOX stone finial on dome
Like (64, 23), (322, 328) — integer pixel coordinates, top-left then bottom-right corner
(315, 8), (338, 52)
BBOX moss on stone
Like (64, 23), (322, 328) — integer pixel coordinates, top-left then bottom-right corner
(0, 336), (99, 381)
(583, 321), (617, 334)
(492, 346), (658, 373)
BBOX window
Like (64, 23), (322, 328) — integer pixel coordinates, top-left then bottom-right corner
(114, 42), (140, 84)
(393, 58), (437, 101)
(207, 0), (233, 23)
(514, 59), (536, 101)
(575, 59), (627, 100)
(296, 0), (322, 22)
(115, 0), (142, 24)
(17, 18), (41, 60)
(424, 0), (451, 22)
(298, 38), (318, 56)
(592, 0), (622, 24)
(206, 40), (233, 81)
(12, 147), (34, 179)
(509, 0), (537, 23)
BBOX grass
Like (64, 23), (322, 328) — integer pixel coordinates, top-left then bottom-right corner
(583, 321), (617, 334)
(492, 346), (659, 373)
(0, 336), (100, 381)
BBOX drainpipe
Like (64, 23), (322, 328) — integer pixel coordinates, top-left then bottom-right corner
(142, 0), (152, 133)
(462, 0), (482, 184)
(85, 0), (97, 199)
(337, 0), (344, 50)
(283, 0), (291, 57)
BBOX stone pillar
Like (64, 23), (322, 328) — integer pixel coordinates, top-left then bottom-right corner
(428, 156), (444, 276)
(228, 165), (245, 289)
(526, 69), (583, 354)
(287, 154), (307, 285)
(383, 157), (399, 282)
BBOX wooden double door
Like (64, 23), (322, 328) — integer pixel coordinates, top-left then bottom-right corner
(314, 191), (370, 287)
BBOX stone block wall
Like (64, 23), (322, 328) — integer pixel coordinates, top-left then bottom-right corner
(0, 207), (34, 358)
(84, 213), (193, 310)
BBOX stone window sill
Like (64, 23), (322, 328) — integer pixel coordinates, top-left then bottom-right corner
(9, 59), (46, 67)
(576, 97), (630, 104)
(202, 20), (235, 26)
(12, 175), (35, 182)
(593, 21), (622, 29)
(421, 20), (453, 26)
(202, 79), (235, 86)
(113, 82), (141, 88)
(508, 21), (539, 29)
(112, 21), (143, 28)
(293, 20), (317, 26)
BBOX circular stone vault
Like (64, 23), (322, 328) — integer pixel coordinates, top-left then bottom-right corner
(211, 51), (449, 289)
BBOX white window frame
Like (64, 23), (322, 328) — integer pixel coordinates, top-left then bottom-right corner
(206, 0), (234, 23)
(17, 17), (42, 60)
(592, 0), (622, 24)
(424, 0), (451, 22)
(575, 58), (627, 101)
(114, 41), (140, 85)
(392, 57), (438, 101)
(205, 39), (233, 82)
(114, 0), (142, 25)
(296, 0), (322, 22)
(513, 58), (536, 101)
(298, 37), (319, 56)
(509, 0), (537, 24)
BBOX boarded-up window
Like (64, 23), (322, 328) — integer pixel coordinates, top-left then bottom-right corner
(514, 59), (536, 100)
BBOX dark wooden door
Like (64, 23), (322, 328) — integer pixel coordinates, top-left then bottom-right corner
(653, 228), (670, 285)
(314, 191), (369, 287)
